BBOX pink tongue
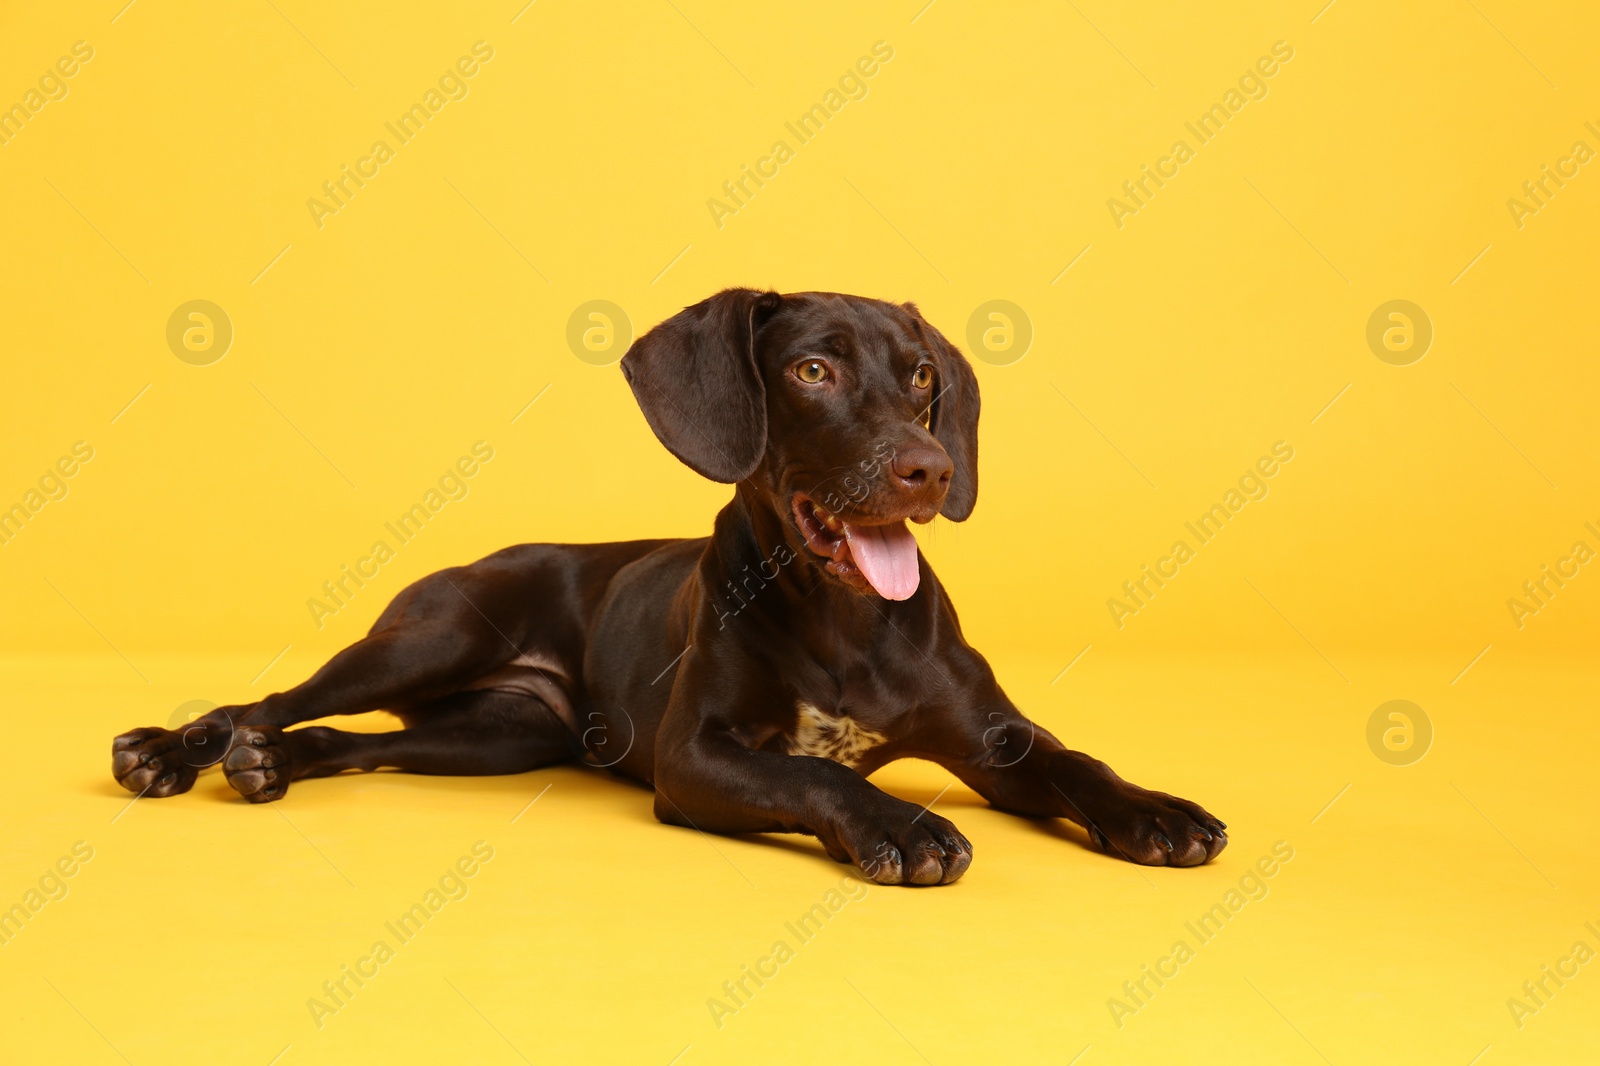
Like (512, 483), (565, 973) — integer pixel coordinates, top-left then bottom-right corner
(843, 521), (920, 600)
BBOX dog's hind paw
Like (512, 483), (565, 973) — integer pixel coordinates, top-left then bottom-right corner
(223, 726), (293, 803)
(112, 727), (204, 797)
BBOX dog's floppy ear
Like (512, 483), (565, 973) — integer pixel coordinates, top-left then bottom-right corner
(905, 303), (980, 521)
(621, 288), (782, 483)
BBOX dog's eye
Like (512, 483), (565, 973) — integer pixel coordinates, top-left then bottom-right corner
(795, 360), (830, 384)
(911, 365), (934, 389)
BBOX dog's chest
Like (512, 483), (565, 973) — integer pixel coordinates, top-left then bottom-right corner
(784, 702), (887, 768)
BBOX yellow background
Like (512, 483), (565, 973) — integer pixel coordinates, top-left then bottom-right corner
(3, 1), (1597, 1062)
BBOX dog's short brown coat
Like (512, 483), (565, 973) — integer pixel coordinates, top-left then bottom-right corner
(113, 290), (1225, 884)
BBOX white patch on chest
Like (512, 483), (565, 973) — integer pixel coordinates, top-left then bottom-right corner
(785, 702), (887, 768)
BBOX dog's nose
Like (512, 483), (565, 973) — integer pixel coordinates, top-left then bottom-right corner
(890, 445), (953, 495)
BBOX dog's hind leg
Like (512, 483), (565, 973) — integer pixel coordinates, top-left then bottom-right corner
(112, 563), (562, 798)
(111, 540), (668, 799)
(222, 689), (576, 803)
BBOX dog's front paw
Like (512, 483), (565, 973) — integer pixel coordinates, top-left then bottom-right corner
(1073, 783), (1227, 867)
(223, 726), (293, 803)
(112, 727), (206, 797)
(829, 802), (973, 886)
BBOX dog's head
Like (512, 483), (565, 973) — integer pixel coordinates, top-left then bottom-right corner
(621, 289), (979, 601)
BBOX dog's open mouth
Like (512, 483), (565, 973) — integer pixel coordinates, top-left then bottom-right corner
(792, 496), (920, 600)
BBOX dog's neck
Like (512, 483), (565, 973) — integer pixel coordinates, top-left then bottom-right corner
(702, 484), (927, 647)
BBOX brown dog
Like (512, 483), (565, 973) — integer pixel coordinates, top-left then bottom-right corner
(113, 289), (1226, 885)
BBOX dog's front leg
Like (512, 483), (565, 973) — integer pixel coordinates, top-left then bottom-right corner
(926, 698), (1229, 867)
(654, 737), (972, 885)
(651, 680), (972, 885)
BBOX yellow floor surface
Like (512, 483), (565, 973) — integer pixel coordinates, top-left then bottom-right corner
(3, 647), (1594, 1065)
(4, 0), (1599, 1062)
